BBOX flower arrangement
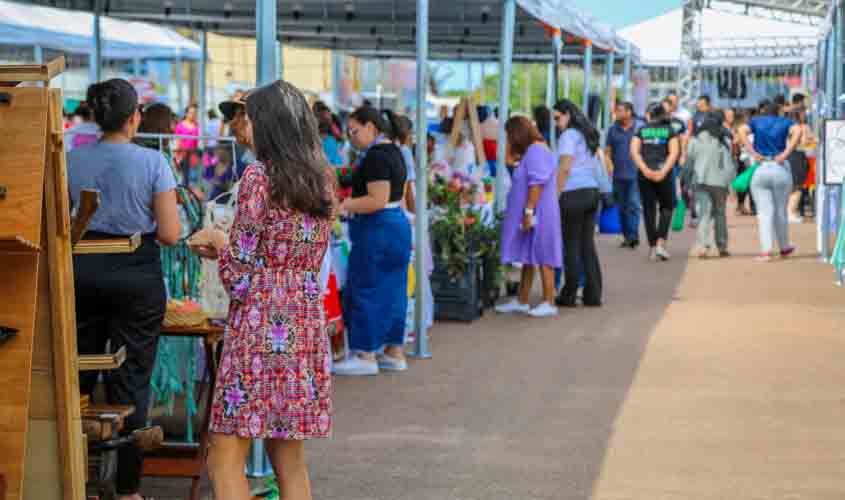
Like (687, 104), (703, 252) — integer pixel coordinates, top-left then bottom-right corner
(428, 164), (502, 282)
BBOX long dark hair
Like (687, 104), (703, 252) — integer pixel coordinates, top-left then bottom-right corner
(553, 99), (599, 154)
(349, 106), (403, 141)
(533, 105), (551, 135)
(86, 78), (138, 133)
(246, 80), (333, 219)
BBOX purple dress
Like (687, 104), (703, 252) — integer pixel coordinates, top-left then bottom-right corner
(500, 143), (562, 268)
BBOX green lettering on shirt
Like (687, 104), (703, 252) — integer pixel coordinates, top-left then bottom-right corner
(640, 127), (670, 140)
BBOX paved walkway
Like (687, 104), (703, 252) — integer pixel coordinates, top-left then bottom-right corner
(150, 212), (845, 499)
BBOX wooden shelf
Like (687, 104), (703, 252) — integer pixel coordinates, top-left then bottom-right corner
(0, 57), (65, 85)
(0, 235), (39, 254)
(73, 233), (141, 255)
(78, 346), (126, 372)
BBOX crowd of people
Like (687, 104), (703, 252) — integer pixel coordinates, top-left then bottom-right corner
(63, 73), (816, 499)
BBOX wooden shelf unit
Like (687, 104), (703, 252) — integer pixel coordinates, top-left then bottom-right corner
(0, 58), (86, 500)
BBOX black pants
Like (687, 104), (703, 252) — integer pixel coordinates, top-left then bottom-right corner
(558, 188), (602, 306)
(736, 161), (756, 213)
(638, 174), (676, 247)
(75, 233), (166, 496)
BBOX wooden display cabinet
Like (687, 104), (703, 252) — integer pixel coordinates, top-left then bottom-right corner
(0, 58), (87, 500)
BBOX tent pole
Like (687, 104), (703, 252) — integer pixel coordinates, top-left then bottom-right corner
(175, 56), (184, 110)
(33, 45), (43, 65)
(256, 0), (278, 85)
(90, 3), (102, 84)
(551, 29), (561, 151)
(622, 41), (632, 101)
(133, 57), (142, 77)
(480, 62), (486, 104)
(603, 50), (615, 133)
(199, 30), (208, 137)
(412, 0), (431, 359)
(582, 41), (592, 115)
(495, 0), (516, 213)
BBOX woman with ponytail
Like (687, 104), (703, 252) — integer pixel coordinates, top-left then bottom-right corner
(68, 78), (180, 500)
(553, 99), (604, 308)
(333, 107), (412, 376)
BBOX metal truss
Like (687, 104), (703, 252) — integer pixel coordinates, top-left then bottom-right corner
(707, 0), (832, 26)
(700, 35), (819, 60)
(678, 0), (831, 105)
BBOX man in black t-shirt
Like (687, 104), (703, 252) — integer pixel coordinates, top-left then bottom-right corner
(631, 103), (681, 262)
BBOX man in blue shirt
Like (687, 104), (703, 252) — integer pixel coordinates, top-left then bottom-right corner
(605, 101), (644, 248)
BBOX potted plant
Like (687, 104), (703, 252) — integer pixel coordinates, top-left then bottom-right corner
(428, 167), (503, 321)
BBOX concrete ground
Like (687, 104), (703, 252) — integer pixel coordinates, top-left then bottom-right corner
(147, 212), (845, 499)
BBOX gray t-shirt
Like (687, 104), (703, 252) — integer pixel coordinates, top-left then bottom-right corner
(68, 142), (177, 236)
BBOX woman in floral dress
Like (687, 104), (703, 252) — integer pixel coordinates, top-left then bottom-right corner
(192, 81), (335, 500)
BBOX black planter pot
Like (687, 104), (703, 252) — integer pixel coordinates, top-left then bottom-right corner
(431, 258), (484, 322)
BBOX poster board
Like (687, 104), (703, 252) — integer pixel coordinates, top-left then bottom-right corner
(823, 119), (845, 185)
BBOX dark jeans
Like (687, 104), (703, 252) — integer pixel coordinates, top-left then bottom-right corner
(558, 188), (602, 305)
(75, 233), (166, 496)
(737, 161), (756, 213)
(638, 173), (676, 247)
(613, 178), (640, 243)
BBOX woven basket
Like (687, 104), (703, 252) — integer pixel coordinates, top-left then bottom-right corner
(163, 300), (207, 328)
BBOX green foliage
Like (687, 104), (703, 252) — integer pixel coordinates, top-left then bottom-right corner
(428, 172), (502, 283)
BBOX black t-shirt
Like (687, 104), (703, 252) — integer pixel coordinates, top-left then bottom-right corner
(351, 143), (407, 202)
(635, 120), (678, 171)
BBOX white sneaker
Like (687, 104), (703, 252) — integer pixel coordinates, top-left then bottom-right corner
(649, 248), (658, 262)
(789, 215), (803, 224)
(494, 300), (530, 314)
(527, 302), (558, 317)
(332, 356), (379, 376)
(376, 354), (408, 372)
(655, 246), (671, 261)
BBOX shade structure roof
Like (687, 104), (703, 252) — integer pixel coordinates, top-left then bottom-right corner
(0, 0), (202, 60)
(7, 0), (639, 62)
(618, 7), (820, 67)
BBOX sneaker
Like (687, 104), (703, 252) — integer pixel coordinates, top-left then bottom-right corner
(753, 253), (773, 263)
(655, 246), (671, 261)
(630, 240), (640, 249)
(376, 354), (408, 372)
(332, 356), (379, 376)
(780, 246), (796, 258)
(788, 216), (803, 224)
(620, 239), (631, 248)
(648, 247), (658, 262)
(719, 249), (731, 258)
(494, 300), (530, 314)
(527, 302), (558, 317)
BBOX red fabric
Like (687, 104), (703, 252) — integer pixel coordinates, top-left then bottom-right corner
(483, 139), (497, 161)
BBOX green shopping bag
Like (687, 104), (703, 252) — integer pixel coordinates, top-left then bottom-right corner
(671, 198), (687, 232)
(731, 162), (759, 193)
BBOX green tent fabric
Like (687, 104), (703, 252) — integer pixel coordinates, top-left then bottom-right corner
(831, 181), (845, 286)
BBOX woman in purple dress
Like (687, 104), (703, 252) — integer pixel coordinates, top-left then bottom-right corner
(495, 116), (562, 317)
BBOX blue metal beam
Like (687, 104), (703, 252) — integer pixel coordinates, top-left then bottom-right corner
(412, 0), (432, 359)
(495, 0), (516, 213)
(256, 0), (278, 85)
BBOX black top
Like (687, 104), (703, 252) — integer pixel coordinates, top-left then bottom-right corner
(351, 143), (407, 202)
(635, 120), (678, 172)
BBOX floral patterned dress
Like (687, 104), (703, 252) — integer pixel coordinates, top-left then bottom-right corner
(209, 163), (333, 439)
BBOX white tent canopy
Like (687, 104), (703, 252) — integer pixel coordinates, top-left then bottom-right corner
(619, 7), (819, 67)
(0, 0), (202, 60)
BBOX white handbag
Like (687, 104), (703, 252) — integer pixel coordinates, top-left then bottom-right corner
(198, 185), (239, 319)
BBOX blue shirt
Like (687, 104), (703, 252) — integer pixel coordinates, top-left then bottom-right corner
(606, 119), (643, 180)
(750, 115), (794, 157)
(68, 142), (177, 236)
(557, 128), (599, 192)
(322, 135), (344, 166)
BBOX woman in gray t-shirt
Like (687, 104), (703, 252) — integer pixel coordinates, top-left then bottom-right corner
(67, 78), (180, 499)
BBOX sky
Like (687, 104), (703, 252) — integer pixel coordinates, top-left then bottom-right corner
(569, 0), (680, 29)
(439, 0), (681, 91)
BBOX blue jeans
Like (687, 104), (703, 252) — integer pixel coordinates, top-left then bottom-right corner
(344, 208), (411, 353)
(613, 178), (640, 243)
